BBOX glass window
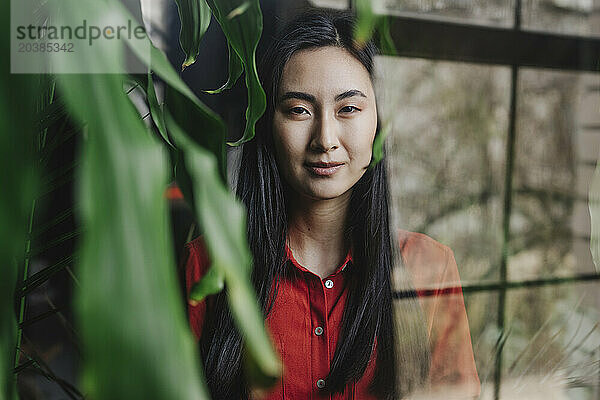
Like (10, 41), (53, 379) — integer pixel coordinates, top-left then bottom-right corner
(502, 282), (600, 398)
(510, 69), (600, 281)
(372, 0), (516, 27)
(376, 55), (511, 284)
(522, 0), (600, 37)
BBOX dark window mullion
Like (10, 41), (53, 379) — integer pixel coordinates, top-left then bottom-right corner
(495, 1), (522, 399)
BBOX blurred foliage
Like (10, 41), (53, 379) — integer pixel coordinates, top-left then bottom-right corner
(1, 16), (37, 400)
(354, 0), (396, 169)
(4, 0), (286, 398)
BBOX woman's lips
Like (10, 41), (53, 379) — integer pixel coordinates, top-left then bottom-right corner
(305, 163), (344, 176)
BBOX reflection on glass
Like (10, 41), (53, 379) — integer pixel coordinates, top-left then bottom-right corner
(510, 69), (600, 281)
(463, 290), (500, 397)
(372, 0), (515, 27)
(501, 282), (600, 399)
(376, 55), (511, 284)
(522, 0), (600, 37)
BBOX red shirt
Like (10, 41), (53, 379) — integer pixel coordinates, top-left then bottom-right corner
(185, 229), (480, 399)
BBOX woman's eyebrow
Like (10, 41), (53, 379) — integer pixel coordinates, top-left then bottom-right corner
(278, 91), (316, 103)
(278, 89), (367, 104)
(335, 89), (367, 101)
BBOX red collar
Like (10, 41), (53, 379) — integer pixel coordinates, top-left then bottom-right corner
(284, 241), (353, 276)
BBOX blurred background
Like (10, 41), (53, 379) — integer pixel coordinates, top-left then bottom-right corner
(18, 0), (600, 399)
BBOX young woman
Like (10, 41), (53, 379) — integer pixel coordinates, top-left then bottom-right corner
(184, 9), (480, 400)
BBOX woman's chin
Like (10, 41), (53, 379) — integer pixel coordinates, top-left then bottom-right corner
(301, 185), (352, 201)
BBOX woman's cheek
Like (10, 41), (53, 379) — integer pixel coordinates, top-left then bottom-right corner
(347, 128), (375, 165)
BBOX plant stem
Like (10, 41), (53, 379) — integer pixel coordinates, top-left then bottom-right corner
(14, 197), (36, 371)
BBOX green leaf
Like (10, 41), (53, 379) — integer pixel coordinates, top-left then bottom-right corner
(165, 111), (282, 387)
(59, 72), (209, 399)
(0, 60), (37, 400)
(146, 72), (174, 148)
(164, 78), (227, 183)
(50, 0), (209, 398)
(170, 147), (196, 207)
(353, 0), (377, 49)
(0, 0), (38, 395)
(368, 120), (392, 169)
(189, 264), (225, 303)
(375, 16), (397, 56)
(354, 2), (396, 56)
(174, 0), (212, 70)
(204, 0), (266, 146)
(203, 43), (244, 94)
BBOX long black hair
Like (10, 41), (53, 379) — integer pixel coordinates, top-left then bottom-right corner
(199, 8), (430, 399)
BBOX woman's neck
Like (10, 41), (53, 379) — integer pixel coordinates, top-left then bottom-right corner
(286, 190), (351, 279)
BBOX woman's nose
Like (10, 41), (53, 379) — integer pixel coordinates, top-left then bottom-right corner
(310, 114), (340, 152)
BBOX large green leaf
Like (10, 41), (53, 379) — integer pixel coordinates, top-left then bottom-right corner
(64, 72), (209, 400)
(165, 112), (282, 387)
(164, 78), (227, 182)
(58, 76), (209, 399)
(174, 0), (212, 70)
(0, 0), (41, 395)
(49, 0), (280, 398)
(204, 0), (266, 146)
(203, 43), (244, 94)
(50, 0), (208, 398)
(0, 32), (37, 400)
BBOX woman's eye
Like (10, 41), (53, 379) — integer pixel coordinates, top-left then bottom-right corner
(340, 106), (360, 113)
(289, 107), (308, 115)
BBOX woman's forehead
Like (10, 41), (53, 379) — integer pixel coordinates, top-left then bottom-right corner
(277, 46), (374, 99)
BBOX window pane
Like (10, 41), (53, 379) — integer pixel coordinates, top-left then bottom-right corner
(522, 0), (600, 37)
(373, 0), (515, 27)
(464, 290), (500, 393)
(510, 69), (600, 281)
(376, 55), (511, 284)
(501, 281), (600, 399)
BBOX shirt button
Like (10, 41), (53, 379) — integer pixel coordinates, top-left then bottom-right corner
(316, 378), (326, 389)
(314, 326), (323, 336)
(324, 279), (334, 289)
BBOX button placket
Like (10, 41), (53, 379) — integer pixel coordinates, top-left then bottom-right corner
(307, 274), (330, 398)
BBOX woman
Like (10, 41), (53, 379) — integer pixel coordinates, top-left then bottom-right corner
(185, 8), (480, 400)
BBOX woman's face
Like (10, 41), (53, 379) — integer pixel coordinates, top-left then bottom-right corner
(272, 46), (378, 201)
